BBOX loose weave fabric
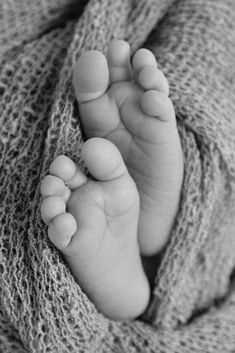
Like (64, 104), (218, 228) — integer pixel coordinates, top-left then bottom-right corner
(1, 0), (235, 352)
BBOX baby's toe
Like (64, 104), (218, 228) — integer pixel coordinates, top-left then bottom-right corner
(48, 213), (77, 252)
(141, 90), (175, 123)
(73, 50), (109, 103)
(82, 138), (127, 181)
(132, 48), (157, 72)
(49, 155), (87, 190)
(41, 196), (66, 225)
(40, 175), (70, 202)
(107, 40), (132, 83)
(138, 66), (169, 96)
(132, 48), (169, 95)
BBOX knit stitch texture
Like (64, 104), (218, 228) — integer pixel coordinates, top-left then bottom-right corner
(1, 0), (235, 352)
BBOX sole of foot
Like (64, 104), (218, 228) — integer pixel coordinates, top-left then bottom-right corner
(40, 138), (150, 320)
(73, 40), (184, 255)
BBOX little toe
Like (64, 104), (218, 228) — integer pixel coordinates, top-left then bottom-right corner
(73, 50), (109, 103)
(41, 196), (66, 225)
(140, 90), (175, 123)
(132, 48), (157, 73)
(138, 66), (169, 96)
(48, 213), (77, 252)
(49, 155), (87, 190)
(107, 40), (132, 83)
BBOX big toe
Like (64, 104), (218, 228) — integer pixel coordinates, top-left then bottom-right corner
(82, 138), (127, 181)
(81, 137), (138, 215)
(73, 50), (109, 103)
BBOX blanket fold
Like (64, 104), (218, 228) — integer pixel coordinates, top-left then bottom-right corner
(1, 0), (235, 352)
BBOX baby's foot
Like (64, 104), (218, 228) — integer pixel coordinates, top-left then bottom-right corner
(73, 40), (184, 255)
(40, 138), (149, 320)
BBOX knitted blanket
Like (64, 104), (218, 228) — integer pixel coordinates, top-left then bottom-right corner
(1, 0), (235, 352)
